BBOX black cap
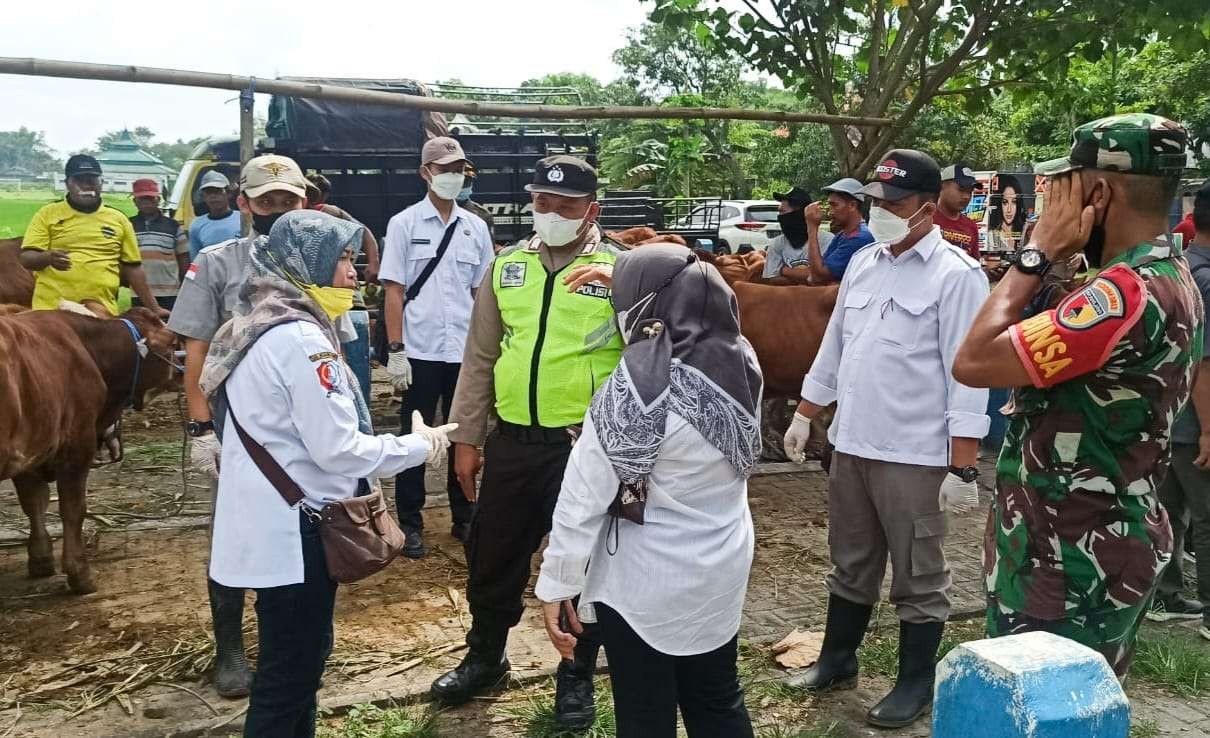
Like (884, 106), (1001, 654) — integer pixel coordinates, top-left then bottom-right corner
(525, 155), (598, 197)
(941, 163), (978, 189)
(772, 186), (812, 209)
(65, 154), (103, 179)
(860, 149), (942, 201)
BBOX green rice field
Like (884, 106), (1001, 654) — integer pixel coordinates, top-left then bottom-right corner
(0, 189), (137, 240)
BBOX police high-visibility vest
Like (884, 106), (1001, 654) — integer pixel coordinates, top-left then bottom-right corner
(492, 239), (624, 428)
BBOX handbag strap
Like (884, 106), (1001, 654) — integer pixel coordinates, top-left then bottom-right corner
(228, 408), (305, 507)
(405, 217), (461, 302)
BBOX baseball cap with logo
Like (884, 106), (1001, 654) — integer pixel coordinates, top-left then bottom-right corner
(240, 155), (308, 199)
(131, 179), (161, 198)
(941, 163), (978, 189)
(422, 136), (468, 167)
(525, 155), (598, 198)
(821, 178), (867, 202)
(1035, 113), (1188, 178)
(65, 154), (103, 179)
(773, 186), (813, 209)
(200, 170), (231, 191)
(860, 149), (942, 201)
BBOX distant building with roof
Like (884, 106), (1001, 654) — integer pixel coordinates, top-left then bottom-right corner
(55, 129), (175, 193)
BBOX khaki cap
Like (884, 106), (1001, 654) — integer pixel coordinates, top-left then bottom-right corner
(422, 137), (468, 166)
(240, 154), (308, 199)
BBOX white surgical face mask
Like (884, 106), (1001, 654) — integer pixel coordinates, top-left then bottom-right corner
(533, 209), (586, 247)
(615, 290), (658, 344)
(868, 204), (928, 246)
(428, 171), (465, 201)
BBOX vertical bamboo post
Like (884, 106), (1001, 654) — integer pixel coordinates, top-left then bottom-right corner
(238, 80), (256, 236)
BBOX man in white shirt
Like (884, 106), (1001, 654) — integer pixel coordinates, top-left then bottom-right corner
(380, 137), (495, 558)
(783, 150), (990, 728)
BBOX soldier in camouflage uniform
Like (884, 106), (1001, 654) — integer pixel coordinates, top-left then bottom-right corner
(953, 114), (1202, 675)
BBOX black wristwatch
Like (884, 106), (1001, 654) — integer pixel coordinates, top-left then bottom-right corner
(949, 465), (979, 483)
(1013, 247), (1051, 276)
(186, 419), (215, 438)
(388, 342), (405, 354)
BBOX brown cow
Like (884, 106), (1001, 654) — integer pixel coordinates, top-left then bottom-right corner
(0, 307), (178, 593)
(0, 238), (34, 306)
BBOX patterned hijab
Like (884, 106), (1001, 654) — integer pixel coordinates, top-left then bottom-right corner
(590, 244), (763, 526)
(200, 210), (371, 432)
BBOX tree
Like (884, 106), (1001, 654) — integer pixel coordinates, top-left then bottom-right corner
(0, 127), (61, 175)
(648, 0), (1210, 177)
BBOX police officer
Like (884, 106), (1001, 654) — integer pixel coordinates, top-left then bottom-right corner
(431, 156), (623, 729)
(783, 150), (990, 728)
(380, 137), (495, 557)
(168, 153), (311, 698)
(954, 114), (1200, 676)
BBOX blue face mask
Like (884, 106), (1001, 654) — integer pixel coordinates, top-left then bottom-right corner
(456, 185), (473, 203)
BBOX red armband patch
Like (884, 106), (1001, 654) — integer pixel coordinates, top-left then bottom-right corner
(1008, 264), (1146, 388)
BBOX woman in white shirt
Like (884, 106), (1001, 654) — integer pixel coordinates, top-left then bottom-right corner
(199, 211), (455, 738)
(536, 244), (763, 738)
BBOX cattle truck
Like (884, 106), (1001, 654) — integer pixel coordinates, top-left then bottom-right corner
(167, 78), (599, 246)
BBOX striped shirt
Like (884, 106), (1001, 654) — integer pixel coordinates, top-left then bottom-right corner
(130, 213), (188, 297)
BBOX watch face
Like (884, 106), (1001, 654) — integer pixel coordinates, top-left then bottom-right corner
(1019, 250), (1042, 268)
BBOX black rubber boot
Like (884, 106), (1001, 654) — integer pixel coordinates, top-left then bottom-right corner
(555, 639), (598, 729)
(431, 613), (510, 705)
(786, 594), (873, 691)
(208, 579), (252, 698)
(867, 620), (944, 728)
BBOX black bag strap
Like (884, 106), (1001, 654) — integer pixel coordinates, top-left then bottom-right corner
(405, 217), (461, 302)
(228, 408), (305, 508)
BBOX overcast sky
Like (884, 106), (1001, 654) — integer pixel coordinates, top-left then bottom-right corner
(1, 0), (651, 157)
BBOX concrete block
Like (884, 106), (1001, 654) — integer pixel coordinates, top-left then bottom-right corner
(933, 631), (1129, 738)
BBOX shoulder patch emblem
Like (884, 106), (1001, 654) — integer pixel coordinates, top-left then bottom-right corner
(501, 262), (527, 287)
(308, 351), (340, 363)
(316, 360), (343, 395)
(1057, 277), (1126, 330)
(184, 263), (199, 280)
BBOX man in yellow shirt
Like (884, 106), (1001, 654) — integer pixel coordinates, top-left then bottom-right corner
(20, 155), (167, 318)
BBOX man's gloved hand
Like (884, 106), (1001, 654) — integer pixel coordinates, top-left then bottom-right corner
(938, 473), (979, 514)
(411, 411), (459, 467)
(190, 433), (222, 478)
(387, 350), (413, 391)
(783, 412), (813, 464)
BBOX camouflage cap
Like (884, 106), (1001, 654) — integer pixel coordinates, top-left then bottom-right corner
(1035, 113), (1188, 178)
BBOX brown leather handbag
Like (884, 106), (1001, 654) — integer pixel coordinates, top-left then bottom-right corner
(228, 410), (406, 583)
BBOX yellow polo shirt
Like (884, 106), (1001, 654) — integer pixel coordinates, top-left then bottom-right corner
(22, 201), (142, 315)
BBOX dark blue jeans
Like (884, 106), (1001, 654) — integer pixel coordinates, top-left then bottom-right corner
(340, 309), (372, 410)
(243, 513), (337, 738)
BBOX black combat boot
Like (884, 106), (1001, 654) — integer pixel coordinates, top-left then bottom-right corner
(431, 613), (510, 705)
(208, 579), (252, 698)
(554, 639), (599, 729)
(786, 594), (873, 691)
(866, 620), (944, 728)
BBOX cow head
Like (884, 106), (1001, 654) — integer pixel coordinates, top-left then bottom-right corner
(118, 307), (182, 409)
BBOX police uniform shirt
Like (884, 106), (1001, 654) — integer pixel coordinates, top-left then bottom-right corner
(379, 198), (495, 363)
(167, 236), (258, 342)
(209, 321), (428, 588)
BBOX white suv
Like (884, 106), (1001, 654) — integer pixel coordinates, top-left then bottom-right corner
(679, 200), (783, 253)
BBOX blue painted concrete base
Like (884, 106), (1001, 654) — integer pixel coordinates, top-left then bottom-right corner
(933, 632), (1129, 738)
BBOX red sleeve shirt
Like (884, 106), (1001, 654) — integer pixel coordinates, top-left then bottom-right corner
(933, 211), (982, 259)
(1174, 214), (1196, 247)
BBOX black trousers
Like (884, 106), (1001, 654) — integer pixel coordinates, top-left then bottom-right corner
(395, 359), (471, 531)
(1157, 443), (1210, 605)
(465, 428), (600, 650)
(243, 514), (337, 738)
(597, 604), (753, 738)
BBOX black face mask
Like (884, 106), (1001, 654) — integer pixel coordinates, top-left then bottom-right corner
(67, 194), (101, 214)
(778, 210), (808, 248)
(252, 211), (282, 235)
(1083, 222), (1107, 268)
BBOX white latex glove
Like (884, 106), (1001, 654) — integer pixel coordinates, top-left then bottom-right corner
(190, 433), (222, 479)
(387, 350), (413, 391)
(411, 411), (459, 467)
(938, 473), (979, 515)
(783, 412), (813, 464)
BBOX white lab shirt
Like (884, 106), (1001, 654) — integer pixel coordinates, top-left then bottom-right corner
(209, 321), (429, 588)
(535, 413), (754, 656)
(379, 197), (496, 362)
(801, 226), (990, 467)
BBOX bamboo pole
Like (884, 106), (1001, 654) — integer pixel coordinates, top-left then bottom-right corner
(0, 57), (893, 128)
